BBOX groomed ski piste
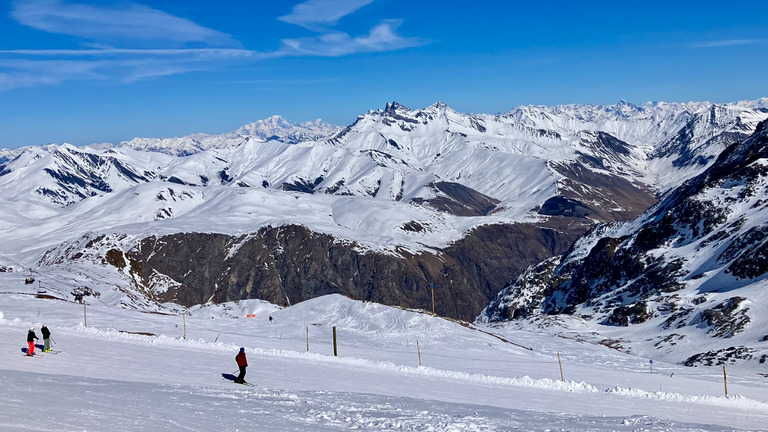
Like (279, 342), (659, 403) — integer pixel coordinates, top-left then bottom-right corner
(2, 275), (768, 431)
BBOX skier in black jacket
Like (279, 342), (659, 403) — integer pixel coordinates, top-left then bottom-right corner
(41, 325), (52, 352)
(26, 327), (38, 356)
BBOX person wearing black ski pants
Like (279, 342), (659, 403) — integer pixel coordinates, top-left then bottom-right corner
(235, 347), (248, 383)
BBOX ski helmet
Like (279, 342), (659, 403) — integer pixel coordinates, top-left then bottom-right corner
(240, 347), (245, 352)
(29, 327), (34, 331)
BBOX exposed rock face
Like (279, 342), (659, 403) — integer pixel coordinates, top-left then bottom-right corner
(480, 120), (768, 365)
(691, 297), (751, 338)
(683, 346), (755, 367)
(120, 223), (580, 321)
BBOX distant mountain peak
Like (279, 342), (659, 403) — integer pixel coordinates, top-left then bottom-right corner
(237, 116), (341, 143)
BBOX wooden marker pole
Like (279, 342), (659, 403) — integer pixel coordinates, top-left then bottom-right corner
(83, 302), (87, 327)
(430, 283), (436, 316)
(306, 326), (309, 352)
(557, 351), (564, 381)
(333, 326), (338, 357)
(182, 313), (187, 340)
(417, 340), (422, 366)
(723, 366), (729, 396)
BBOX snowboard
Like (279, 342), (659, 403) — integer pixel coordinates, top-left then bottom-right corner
(221, 373), (255, 386)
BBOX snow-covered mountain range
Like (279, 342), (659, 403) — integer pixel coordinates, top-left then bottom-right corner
(1, 99), (767, 337)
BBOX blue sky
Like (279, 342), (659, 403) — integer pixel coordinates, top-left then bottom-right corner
(1, 0), (767, 148)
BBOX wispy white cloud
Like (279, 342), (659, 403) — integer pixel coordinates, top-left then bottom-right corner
(11, 0), (239, 48)
(277, 19), (426, 57)
(0, 50), (261, 90)
(0, 48), (258, 57)
(693, 39), (765, 48)
(1, 1), (426, 91)
(2, 0), (250, 90)
(276, 1), (426, 58)
(0, 58), (104, 91)
(279, 0), (373, 30)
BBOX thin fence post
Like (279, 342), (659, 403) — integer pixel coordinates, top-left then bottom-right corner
(182, 313), (187, 340)
(557, 351), (564, 381)
(723, 366), (729, 396)
(333, 326), (338, 357)
(417, 340), (422, 366)
(83, 302), (87, 327)
(306, 326), (309, 352)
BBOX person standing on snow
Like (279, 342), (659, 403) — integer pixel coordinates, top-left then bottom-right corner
(26, 327), (38, 356)
(41, 325), (52, 352)
(235, 347), (248, 384)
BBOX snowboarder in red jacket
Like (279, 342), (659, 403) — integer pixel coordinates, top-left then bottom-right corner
(235, 347), (248, 384)
(26, 327), (38, 356)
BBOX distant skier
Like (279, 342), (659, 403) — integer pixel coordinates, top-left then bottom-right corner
(26, 327), (38, 356)
(235, 347), (248, 384)
(41, 325), (52, 352)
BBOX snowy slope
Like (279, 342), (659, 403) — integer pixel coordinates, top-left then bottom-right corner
(2, 277), (768, 431)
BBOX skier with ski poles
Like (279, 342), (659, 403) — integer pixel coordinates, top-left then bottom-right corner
(41, 324), (52, 352)
(26, 327), (38, 356)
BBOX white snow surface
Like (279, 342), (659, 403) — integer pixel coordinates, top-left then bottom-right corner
(2, 278), (768, 431)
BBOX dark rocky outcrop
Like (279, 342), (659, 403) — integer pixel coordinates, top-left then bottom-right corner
(538, 196), (593, 218)
(411, 182), (500, 216)
(683, 346), (754, 367)
(692, 297), (751, 338)
(119, 223), (581, 321)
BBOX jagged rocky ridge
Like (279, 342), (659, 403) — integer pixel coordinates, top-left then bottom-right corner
(480, 119), (768, 366)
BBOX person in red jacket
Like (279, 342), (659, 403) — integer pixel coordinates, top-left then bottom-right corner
(235, 347), (248, 384)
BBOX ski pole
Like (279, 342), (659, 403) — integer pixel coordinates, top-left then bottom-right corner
(51, 337), (56, 345)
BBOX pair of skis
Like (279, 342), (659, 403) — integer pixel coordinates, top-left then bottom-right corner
(23, 350), (60, 357)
